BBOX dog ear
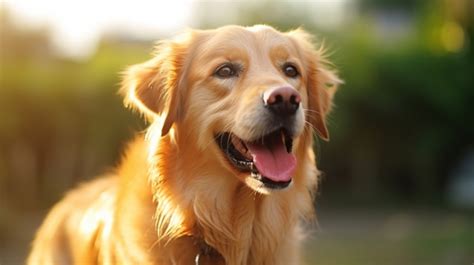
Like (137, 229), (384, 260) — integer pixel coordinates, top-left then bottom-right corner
(307, 65), (340, 141)
(120, 36), (190, 136)
(288, 29), (342, 141)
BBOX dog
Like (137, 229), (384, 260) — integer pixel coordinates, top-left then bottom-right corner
(27, 25), (340, 265)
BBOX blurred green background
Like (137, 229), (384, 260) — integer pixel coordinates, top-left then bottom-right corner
(1, 0), (473, 264)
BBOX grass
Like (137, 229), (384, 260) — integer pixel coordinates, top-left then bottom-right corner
(304, 208), (474, 265)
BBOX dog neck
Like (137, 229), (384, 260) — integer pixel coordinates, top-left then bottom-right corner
(144, 125), (317, 265)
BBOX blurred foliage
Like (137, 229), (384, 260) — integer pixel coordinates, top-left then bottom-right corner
(0, 0), (473, 212)
(0, 10), (149, 209)
(321, 0), (474, 204)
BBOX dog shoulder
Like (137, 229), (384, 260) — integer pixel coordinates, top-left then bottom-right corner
(27, 176), (118, 265)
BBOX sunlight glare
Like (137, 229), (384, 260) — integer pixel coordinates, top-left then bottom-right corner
(4, 0), (194, 59)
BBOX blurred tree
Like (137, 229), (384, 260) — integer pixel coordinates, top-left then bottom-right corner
(321, 0), (473, 203)
(0, 9), (148, 209)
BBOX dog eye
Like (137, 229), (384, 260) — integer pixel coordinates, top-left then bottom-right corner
(283, 64), (299, 78)
(215, 64), (238, 78)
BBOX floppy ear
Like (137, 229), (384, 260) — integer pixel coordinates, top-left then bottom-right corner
(289, 29), (342, 141)
(307, 63), (340, 141)
(120, 37), (189, 136)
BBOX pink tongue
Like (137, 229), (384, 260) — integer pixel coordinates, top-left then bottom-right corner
(247, 141), (296, 182)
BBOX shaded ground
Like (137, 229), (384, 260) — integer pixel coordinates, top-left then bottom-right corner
(1, 206), (473, 265)
(306, 207), (474, 265)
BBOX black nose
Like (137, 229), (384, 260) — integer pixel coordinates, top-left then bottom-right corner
(263, 86), (301, 116)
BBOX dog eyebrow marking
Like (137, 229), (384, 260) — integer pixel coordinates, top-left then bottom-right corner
(270, 45), (291, 59)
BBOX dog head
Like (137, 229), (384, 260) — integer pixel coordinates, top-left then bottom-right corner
(121, 25), (341, 194)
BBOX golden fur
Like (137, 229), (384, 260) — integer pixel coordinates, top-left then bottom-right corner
(27, 25), (341, 265)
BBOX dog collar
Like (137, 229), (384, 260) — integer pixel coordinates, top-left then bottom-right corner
(195, 239), (223, 265)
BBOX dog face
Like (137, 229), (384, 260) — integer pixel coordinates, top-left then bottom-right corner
(121, 25), (340, 194)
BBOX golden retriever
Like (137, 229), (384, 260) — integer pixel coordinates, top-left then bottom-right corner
(27, 25), (340, 265)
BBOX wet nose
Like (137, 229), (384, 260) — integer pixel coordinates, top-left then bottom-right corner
(263, 86), (301, 116)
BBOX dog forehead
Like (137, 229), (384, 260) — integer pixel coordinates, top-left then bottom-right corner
(196, 25), (296, 61)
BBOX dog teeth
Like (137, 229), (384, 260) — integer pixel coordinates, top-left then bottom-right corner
(283, 132), (293, 153)
(280, 131), (292, 153)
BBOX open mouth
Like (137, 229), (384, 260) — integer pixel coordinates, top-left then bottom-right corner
(215, 129), (296, 190)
